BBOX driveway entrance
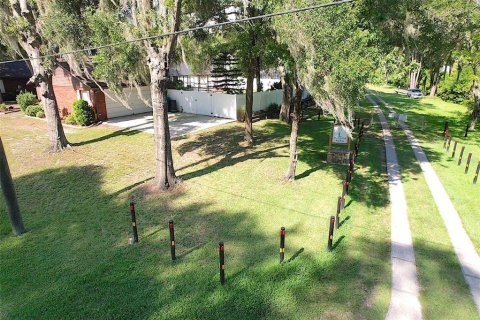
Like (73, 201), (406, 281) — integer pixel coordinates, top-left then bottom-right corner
(104, 112), (234, 137)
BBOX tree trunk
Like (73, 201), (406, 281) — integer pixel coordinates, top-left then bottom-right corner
(430, 71), (440, 97)
(430, 83), (438, 97)
(255, 57), (262, 92)
(38, 73), (70, 152)
(284, 83), (303, 181)
(470, 110), (479, 130)
(150, 61), (178, 190)
(409, 71), (419, 89)
(470, 78), (480, 130)
(245, 56), (255, 144)
(279, 66), (292, 123)
(408, 55), (422, 89)
(456, 62), (463, 82)
(146, 0), (181, 191)
(0, 137), (25, 235)
(11, 0), (69, 152)
(408, 72), (416, 89)
(149, 52), (179, 190)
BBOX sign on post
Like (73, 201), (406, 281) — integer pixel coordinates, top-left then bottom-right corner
(398, 114), (408, 122)
(327, 123), (352, 166)
(332, 125), (349, 144)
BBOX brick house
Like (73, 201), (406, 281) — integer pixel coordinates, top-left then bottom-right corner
(45, 62), (282, 122)
(38, 62), (108, 121)
(0, 61), (36, 101)
(45, 62), (155, 120)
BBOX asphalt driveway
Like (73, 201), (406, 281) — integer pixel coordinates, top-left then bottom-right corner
(104, 112), (234, 137)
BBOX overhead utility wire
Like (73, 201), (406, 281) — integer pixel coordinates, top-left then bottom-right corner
(0, 0), (354, 65)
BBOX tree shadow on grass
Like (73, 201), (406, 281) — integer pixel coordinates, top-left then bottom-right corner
(174, 123), (290, 181)
(71, 123), (145, 147)
(0, 164), (393, 320)
(172, 114), (392, 223)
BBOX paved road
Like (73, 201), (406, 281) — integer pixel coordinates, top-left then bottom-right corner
(367, 94), (423, 320)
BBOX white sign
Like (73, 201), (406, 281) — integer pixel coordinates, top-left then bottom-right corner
(332, 125), (349, 144)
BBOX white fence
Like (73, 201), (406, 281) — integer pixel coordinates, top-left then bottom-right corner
(102, 86), (284, 120)
(167, 90), (238, 119)
(168, 89), (284, 120)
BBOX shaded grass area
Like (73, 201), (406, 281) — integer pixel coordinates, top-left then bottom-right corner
(369, 86), (480, 252)
(364, 93), (479, 319)
(0, 113), (390, 319)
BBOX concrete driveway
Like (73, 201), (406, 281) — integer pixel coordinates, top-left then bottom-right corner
(104, 112), (234, 137)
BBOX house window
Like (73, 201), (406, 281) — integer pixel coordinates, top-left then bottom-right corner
(76, 90), (92, 105)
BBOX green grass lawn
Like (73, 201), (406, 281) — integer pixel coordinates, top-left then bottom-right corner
(0, 112), (390, 319)
(365, 88), (480, 319)
(369, 85), (480, 252)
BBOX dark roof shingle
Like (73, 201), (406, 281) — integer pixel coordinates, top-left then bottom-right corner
(0, 61), (32, 79)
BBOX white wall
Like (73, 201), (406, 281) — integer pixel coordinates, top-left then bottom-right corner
(104, 87), (284, 120)
(212, 93), (237, 119)
(104, 86), (152, 118)
(235, 90), (283, 113)
(169, 89), (284, 120)
(167, 89), (237, 119)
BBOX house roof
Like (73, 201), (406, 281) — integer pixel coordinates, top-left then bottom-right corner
(57, 61), (108, 89)
(0, 61), (32, 79)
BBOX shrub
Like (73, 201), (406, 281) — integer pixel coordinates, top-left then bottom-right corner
(0, 103), (7, 111)
(16, 91), (38, 112)
(174, 80), (185, 90)
(64, 114), (77, 125)
(266, 103), (280, 118)
(270, 81), (282, 90)
(72, 99), (95, 126)
(36, 110), (45, 118)
(25, 104), (43, 117)
(438, 67), (475, 104)
(238, 105), (246, 122)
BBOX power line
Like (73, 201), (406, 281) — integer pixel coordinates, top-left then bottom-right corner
(0, 0), (354, 65)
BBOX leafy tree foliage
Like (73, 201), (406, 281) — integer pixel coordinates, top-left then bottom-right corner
(275, 0), (377, 121)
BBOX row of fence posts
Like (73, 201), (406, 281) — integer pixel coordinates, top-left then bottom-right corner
(126, 121), (366, 284)
(443, 121), (479, 184)
(330, 119), (365, 252)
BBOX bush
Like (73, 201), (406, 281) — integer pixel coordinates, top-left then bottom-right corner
(238, 105), (246, 122)
(72, 99), (95, 126)
(174, 80), (185, 90)
(0, 103), (7, 111)
(270, 82), (282, 90)
(438, 67), (475, 104)
(266, 103), (280, 118)
(64, 114), (77, 125)
(16, 91), (38, 112)
(36, 110), (45, 118)
(24, 104), (43, 117)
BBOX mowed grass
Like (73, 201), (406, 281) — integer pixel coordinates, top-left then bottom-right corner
(0, 112), (390, 319)
(369, 86), (480, 252)
(364, 91), (480, 319)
